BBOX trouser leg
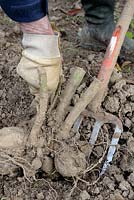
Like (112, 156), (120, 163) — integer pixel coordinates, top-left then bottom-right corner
(79, 0), (116, 49)
(80, 0), (134, 61)
(81, 0), (115, 25)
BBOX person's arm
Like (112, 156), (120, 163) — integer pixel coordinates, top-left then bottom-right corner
(0, 0), (48, 22)
(0, 0), (62, 95)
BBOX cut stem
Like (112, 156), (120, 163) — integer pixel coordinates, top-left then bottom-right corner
(29, 68), (49, 146)
(57, 78), (101, 140)
(56, 67), (86, 124)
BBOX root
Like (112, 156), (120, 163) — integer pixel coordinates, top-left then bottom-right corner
(77, 175), (100, 186)
(0, 150), (35, 182)
(48, 75), (63, 113)
(42, 179), (58, 200)
(67, 178), (79, 198)
(65, 133), (109, 192)
(34, 177), (58, 200)
(29, 68), (49, 146)
(83, 133), (109, 174)
(56, 67), (86, 124)
(0, 67), (112, 182)
(57, 78), (101, 140)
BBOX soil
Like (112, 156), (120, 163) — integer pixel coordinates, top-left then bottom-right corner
(0, 0), (134, 199)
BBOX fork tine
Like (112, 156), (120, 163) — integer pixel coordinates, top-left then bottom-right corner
(73, 111), (123, 176)
(89, 120), (103, 145)
(100, 125), (122, 176)
(72, 115), (84, 133)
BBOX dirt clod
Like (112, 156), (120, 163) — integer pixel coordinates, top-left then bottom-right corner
(36, 192), (44, 200)
(0, 30), (5, 38)
(103, 177), (115, 191)
(127, 137), (134, 154)
(32, 157), (42, 170)
(113, 191), (125, 200)
(128, 172), (134, 187)
(104, 96), (120, 113)
(110, 69), (122, 84)
(119, 180), (131, 192)
(80, 190), (90, 200)
(124, 117), (132, 128)
(42, 156), (54, 174)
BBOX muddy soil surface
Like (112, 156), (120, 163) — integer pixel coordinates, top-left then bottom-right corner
(0, 0), (134, 199)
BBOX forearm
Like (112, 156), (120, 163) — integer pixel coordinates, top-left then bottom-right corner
(0, 0), (53, 35)
(0, 1), (61, 94)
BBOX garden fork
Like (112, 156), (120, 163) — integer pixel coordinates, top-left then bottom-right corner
(73, 0), (134, 175)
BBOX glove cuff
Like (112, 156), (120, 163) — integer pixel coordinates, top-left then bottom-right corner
(22, 33), (60, 63)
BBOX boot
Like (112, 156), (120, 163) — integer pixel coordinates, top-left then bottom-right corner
(80, 0), (134, 61)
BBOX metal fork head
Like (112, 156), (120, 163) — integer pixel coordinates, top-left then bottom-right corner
(73, 111), (123, 176)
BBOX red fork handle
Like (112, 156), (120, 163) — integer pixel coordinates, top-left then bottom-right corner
(90, 0), (134, 112)
(98, 0), (134, 88)
(98, 26), (121, 85)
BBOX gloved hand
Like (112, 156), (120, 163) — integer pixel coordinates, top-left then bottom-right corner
(17, 31), (62, 94)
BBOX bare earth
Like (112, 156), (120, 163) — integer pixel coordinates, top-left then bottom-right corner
(0, 0), (134, 199)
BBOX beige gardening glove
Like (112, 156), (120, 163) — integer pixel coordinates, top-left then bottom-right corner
(17, 32), (62, 94)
